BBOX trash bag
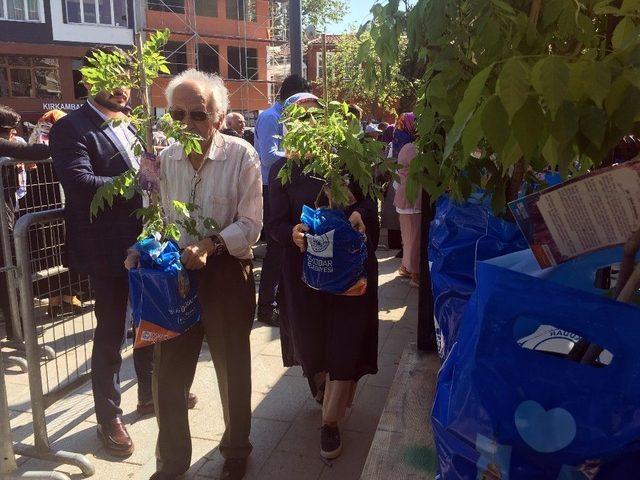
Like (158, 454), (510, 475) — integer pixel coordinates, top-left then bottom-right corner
(428, 195), (527, 359)
(432, 250), (640, 480)
(129, 237), (201, 348)
(300, 205), (367, 295)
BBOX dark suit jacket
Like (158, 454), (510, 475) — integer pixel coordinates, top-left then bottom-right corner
(49, 103), (142, 278)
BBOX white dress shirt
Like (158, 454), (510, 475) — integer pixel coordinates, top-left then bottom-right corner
(158, 132), (263, 259)
(87, 101), (139, 170)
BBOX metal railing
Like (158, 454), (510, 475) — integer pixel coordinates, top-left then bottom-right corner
(1, 157), (64, 372)
(12, 209), (95, 477)
(1, 353), (71, 480)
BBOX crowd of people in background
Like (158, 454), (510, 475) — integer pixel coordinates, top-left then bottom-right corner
(0, 42), (425, 480)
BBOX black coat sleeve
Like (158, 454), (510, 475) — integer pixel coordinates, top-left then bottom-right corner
(267, 158), (296, 247)
(348, 180), (380, 251)
(0, 138), (50, 160)
(49, 118), (112, 197)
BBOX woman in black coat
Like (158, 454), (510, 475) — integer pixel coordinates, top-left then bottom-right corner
(0, 106), (51, 340)
(267, 93), (379, 461)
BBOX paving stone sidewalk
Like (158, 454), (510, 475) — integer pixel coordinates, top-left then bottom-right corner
(5, 248), (417, 480)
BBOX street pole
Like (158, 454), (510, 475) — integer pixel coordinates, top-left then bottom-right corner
(417, 190), (437, 352)
(289, 0), (303, 76)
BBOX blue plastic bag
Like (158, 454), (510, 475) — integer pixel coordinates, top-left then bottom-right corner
(432, 252), (640, 479)
(300, 205), (367, 295)
(129, 237), (201, 348)
(429, 195), (527, 359)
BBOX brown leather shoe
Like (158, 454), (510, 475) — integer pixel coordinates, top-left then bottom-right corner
(136, 393), (198, 416)
(97, 418), (134, 457)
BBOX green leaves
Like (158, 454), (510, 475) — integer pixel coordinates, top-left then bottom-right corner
(512, 96), (545, 159)
(579, 105), (608, 149)
(367, 0), (640, 214)
(496, 58), (530, 121)
(580, 60), (611, 108)
(87, 29), (216, 242)
(90, 169), (137, 218)
(280, 101), (387, 207)
(444, 65), (494, 160)
(612, 17), (637, 50)
(482, 95), (510, 153)
(551, 102), (579, 144)
(531, 56), (570, 119)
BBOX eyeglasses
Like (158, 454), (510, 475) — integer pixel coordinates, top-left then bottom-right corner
(169, 109), (213, 122)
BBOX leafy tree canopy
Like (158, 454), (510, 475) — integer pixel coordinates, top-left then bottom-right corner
(321, 31), (412, 119)
(366, 0), (640, 211)
(302, 0), (350, 30)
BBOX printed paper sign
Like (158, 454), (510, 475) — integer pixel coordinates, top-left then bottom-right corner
(509, 160), (640, 267)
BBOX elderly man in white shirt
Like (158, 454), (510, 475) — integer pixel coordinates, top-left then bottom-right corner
(146, 69), (262, 480)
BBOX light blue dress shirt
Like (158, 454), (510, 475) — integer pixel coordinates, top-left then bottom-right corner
(254, 102), (284, 186)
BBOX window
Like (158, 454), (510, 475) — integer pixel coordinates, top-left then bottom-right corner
(0, 56), (61, 99)
(148, 0), (184, 14)
(72, 59), (88, 99)
(64, 0), (128, 26)
(1, 0), (41, 21)
(194, 0), (216, 17)
(316, 51), (335, 80)
(197, 45), (219, 74)
(226, 0), (256, 21)
(227, 46), (258, 80)
(163, 41), (188, 75)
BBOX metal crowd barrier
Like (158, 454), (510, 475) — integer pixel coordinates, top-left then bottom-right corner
(12, 209), (95, 477)
(1, 353), (71, 480)
(1, 157), (64, 371)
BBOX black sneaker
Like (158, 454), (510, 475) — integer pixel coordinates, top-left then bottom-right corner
(320, 425), (342, 459)
(222, 458), (247, 480)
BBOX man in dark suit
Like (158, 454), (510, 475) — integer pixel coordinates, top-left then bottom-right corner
(48, 46), (180, 457)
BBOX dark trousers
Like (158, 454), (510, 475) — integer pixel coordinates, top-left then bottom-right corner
(257, 186), (282, 313)
(388, 228), (402, 249)
(154, 254), (255, 475)
(91, 275), (153, 424)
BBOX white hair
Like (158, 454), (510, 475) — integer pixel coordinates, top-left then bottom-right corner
(165, 69), (229, 117)
(225, 112), (244, 124)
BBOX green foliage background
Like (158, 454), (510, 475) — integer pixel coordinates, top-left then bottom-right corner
(321, 31), (411, 118)
(365, 0), (640, 212)
(279, 101), (392, 207)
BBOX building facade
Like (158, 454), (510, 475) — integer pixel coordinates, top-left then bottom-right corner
(0, 0), (136, 121)
(0, 0), (275, 124)
(146, 0), (274, 125)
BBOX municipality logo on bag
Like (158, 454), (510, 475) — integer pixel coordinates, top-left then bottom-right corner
(306, 230), (335, 274)
(307, 230), (335, 258)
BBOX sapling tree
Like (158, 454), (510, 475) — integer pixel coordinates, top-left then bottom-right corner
(363, 0), (640, 213)
(85, 29), (218, 241)
(279, 35), (395, 208)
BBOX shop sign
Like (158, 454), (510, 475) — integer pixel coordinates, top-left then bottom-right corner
(42, 102), (83, 111)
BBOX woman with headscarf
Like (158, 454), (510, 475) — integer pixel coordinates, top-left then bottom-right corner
(269, 93), (379, 461)
(392, 112), (421, 287)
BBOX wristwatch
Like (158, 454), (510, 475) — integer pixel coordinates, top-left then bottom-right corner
(208, 233), (227, 256)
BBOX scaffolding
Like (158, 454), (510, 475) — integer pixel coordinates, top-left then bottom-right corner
(141, 0), (292, 121)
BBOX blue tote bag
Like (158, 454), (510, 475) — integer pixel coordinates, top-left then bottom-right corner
(429, 195), (527, 359)
(432, 253), (640, 479)
(300, 205), (367, 295)
(129, 237), (201, 348)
